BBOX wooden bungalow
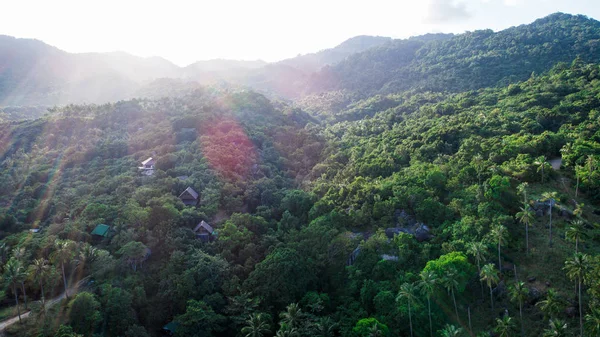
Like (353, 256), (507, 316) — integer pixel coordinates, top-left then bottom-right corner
(178, 187), (199, 206)
(140, 157), (156, 170)
(193, 221), (214, 242)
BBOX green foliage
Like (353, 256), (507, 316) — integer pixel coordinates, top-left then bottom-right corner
(352, 318), (389, 337)
(68, 292), (101, 337)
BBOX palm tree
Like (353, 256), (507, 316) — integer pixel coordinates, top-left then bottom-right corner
(419, 270), (437, 337)
(585, 306), (600, 336)
(315, 317), (337, 337)
(368, 323), (383, 337)
(536, 289), (564, 319)
(279, 303), (302, 329)
(543, 319), (568, 337)
(397, 282), (418, 337)
(573, 203), (584, 218)
(28, 258), (50, 309)
(565, 252), (590, 337)
(586, 155), (595, 175)
(565, 220), (587, 253)
(575, 164), (583, 197)
(494, 315), (515, 337)
(535, 155), (551, 183)
(490, 224), (508, 271)
(50, 240), (75, 299)
(517, 182), (529, 204)
(509, 281), (528, 337)
(439, 324), (464, 337)
(241, 313), (270, 337)
(3, 258), (25, 323)
(12, 248), (28, 310)
(481, 263), (499, 313)
(275, 324), (298, 337)
(516, 204), (535, 254)
(467, 241), (487, 298)
(541, 191), (558, 246)
(441, 268), (460, 322)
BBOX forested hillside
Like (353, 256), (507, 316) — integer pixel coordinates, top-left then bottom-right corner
(2, 10), (600, 337)
(307, 13), (600, 96)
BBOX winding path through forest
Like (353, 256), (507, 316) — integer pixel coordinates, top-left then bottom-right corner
(0, 277), (88, 332)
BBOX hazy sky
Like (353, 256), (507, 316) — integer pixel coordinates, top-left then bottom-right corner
(2, 0), (599, 66)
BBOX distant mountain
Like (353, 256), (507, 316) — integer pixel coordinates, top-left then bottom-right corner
(306, 13), (600, 96)
(0, 34), (390, 106)
(0, 35), (183, 105)
(3, 13), (600, 106)
(278, 35), (393, 72)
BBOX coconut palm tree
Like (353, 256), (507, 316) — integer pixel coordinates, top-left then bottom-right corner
(315, 317), (337, 337)
(397, 282), (418, 337)
(565, 220), (587, 254)
(419, 270), (437, 337)
(543, 319), (568, 337)
(535, 156), (551, 183)
(509, 281), (528, 337)
(494, 315), (515, 337)
(441, 268), (460, 322)
(541, 191), (558, 246)
(585, 306), (600, 336)
(565, 252), (590, 337)
(12, 248), (28, 310)
(28, 258), (50, 308)
(368, 323), (383, 337)
(241, 313), (270, 337)
(467, 241), (487, 298)
(536, 289), (564, 319)
(573, 203), (584, 218)
(50, 239), (75, 299)
(439, 324), (464, 337)
(575, 164), (583, 197)
(481, 263), (499, 313)
(3, 258), (25, 323)
(279, 303), (302, 329)
(517, 182), (529, 204)
(516, 204), (535, 254)
(275, 324), (298, 337)
(490, 224), (508, 271)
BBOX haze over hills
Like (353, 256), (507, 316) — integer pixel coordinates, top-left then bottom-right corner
(1, 13), (600, 106)
(0, 35), (392, 106)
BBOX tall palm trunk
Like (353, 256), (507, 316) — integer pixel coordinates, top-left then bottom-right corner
(408, 300), (413, 337)
(20, 281), (27, 310)
(451, 287), (459, 322)
(498, 242), (502, 272)
(525, 221), (529, 254)
(13, 283), (21, 324)
(477, 262), (484, 299)
(575, 237), (578, 254)
(39, 278), (45, 308)
(549, 207), (553, 246)
(519, 300), (524, 337)
(61, 263), (69, 299)
(576, 175), (579, 197)
(579, 279), (583, 337)
(489, 285), (495, 313)
(427, 297), (433, 337)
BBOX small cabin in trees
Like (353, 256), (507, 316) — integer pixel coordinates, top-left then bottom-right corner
(91, 224), (110, 238)
(140, 157), (156, 170)
(178, 187), (199, 206)
(193, 221), (214, 242)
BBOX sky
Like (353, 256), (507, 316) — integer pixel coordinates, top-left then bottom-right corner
(1, 0), (600, 66)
